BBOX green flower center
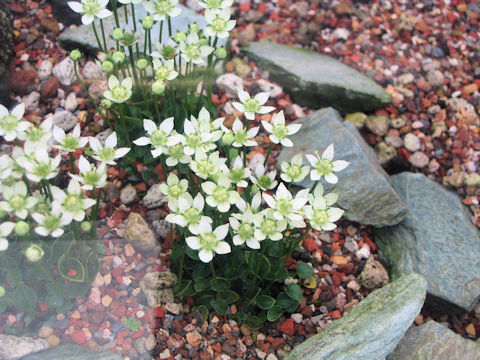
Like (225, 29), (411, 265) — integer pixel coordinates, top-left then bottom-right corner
(184, 207), (200, 224)
(238, 223), (252, 239)
(261, 219), (276, 235)
(185, 44), (201, 60)
(35, 162), (53, 179)
(211, 17), (227, 32)
(9, 195), (26, 211)
(155, 1), (173, 15)
(257, 174), (273, 189)
(277, 199), (292, 216)
(0, 116), (19, 132)
(206, 0), (222, 8)
(243, 98), (260, 113)
(230, 168), (244, 183)
(315, 159), (333, 175)
(26, 127), (44, 143)
(199, 232), (216, 251)
(83, 0), (101, 16)
(234, 129), (247, 144)
(286, 165), (301, 180)
(83, 170), (102, 186)
(273, 124), (288, 139)
(186, 134), (201, 149)
(156, 65), (170, 80)
(112, 86), (128, 99)
(313, 210), (329, 226)
(98, 147), (116, 161)
(44, 215), (60, 232)
(63, 194), (83, 213)
(213, 186), (229, 203)
(168, 143), (184, 159)
(150, 129), (168, 147)
(63, 134), (80, 151)
(168, 184), (183, 198)
(197, 159), (215, 175)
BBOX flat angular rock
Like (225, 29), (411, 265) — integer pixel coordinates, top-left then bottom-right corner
(374, 172), (480, 311)
(286, 273), (427, 360)
(278, 108), (406, 227)
(21, 344), (121, 360)
(0, 334), (48, 360)
(124, 212), (159, 253)
(241, 42), (391, 113)
(59, 4), (226, 54)
(387, 321), (480, 360)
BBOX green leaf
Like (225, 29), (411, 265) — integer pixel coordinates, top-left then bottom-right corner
(86, 252), (100, 282)
(65, 281), (89, 298)
(192, 305), (209, 322)
(14, 283), (37, 312)
(58, 255), (85, 282)
(194, 278), (210, 292)
(0, 301), (7, 314)
(52, 232), (73, 261)
(277, 292), (298, 310)
(185, 247), (200, 261)
(192, 264), (211, 280)
(123, 317), (142, 331)
(256, 295), (275, 310)
(218, 290), (239, 304)
(45, 282), (65, 310)
(211, 298), (228, 315)
(142, 168), (159, 182)
(268, 245), (285, 258)
(210, 277), (230, 291)
(296, 262), (314, 279)
(267, 305), (284, 322)
(95, 241), (106, 255)
(286, 283), (303, 303)
(174, 280), (194, 298)
(246, 313), (267, 330)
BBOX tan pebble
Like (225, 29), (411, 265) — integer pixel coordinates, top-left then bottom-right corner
(102, 295), (113, 307)
(38, 326), (53, 338)
(466, 323), (476, 336)
(414, 314), (424, 325)
(46, 335), (60, 347)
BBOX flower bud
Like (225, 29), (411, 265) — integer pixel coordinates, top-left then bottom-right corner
(81, 221), (92, 232)
(222, 132), (234, 146)
(25, 244), (45, 262)
(199, 38), (208, 46)
(173, 32), (186, 43)
(69, 49), (82, 61)
(0, 286), (5, 297)
(215, 47), (227, 59)
(101, 60), (114, 73)
(136, 58), (148, 70)
(0, 209), (7, 220)
(112, 27), (124, 41)
(14, 221), (30, 236)
(142, 16), (154, 30)
(101, 99), (113, 109)
(35, 202), (49, 214)
(152, 80), (166, 94)
(162, 45), (177, 59)
(190, 23), (200, 33)
(112, 51), (126, 64)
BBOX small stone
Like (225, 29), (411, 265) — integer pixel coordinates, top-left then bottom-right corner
(256, 79), (282, 98)
(397, 73), (415, 85)
(390, 117), (406, 129)
(101, 295), (113, 307)
(409, 152), (429, 168)
(425, 70), (444, 87)
(466, 323), (476, 337)
(46, 335), (60, 347)
(40, 17), (60, 35)
(124, 243), (135, 257)
(243, 10), (263, 23)
(64, 92), (78, 112)
(345, 112), (367, 129)
(266, 354), (278, 360)
(366, 115), (389, 136)
(186, 331), (202, 347)
(89, 287), (101, 305)
(71, 330), (87, 345)
(216, 73), (244, 98)
(21, 91), (40, 113)
(88, 79), (108, 101)
(120, 184), (137, 205)
(52, 57), (75, 86)
(52, 110), (77, 132)
(375, 142), (397, 165)
(41, 76), (60, 99)
(357, 258), (389, 289)
(159, 348), (171, 359)
(37, 60), (53, 81)
(443, 172), (465, 188)
(38, 326), (53, 338)
(143, 184), (168, 209)
(347, 280), (361, 291)
(332, 28), (350, 40)
(237, 23), (256, 46)
(152, 219), (170, 239)
(0, 335), (49, 359)
(165, 302), (181, 315)
(95, 128), (113, 145)
(291, 313), (303, 324)
(145, 334), (156, 351)
(124, 213), (159, 252)
(403, 133), (421, 152)
(344, 238), (359, 253)
(385, 135), (403, 148)
(356, 244), (371, 259)
(232, 58), (251, 78)
(11, 70), (37, 95)
(82, 61), (103, 79)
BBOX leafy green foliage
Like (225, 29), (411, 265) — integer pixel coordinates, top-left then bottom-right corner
(123, 317), (142, 331)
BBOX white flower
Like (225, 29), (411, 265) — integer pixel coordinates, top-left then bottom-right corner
(70, 155), (107, 190)
(261, 111), (301, 147)
(0, 154), (13, 182)
(51, 179), (96, 223)
(262, 183), (309, 228)
(189, 150), (227, 179)
(280, 154), (310, 183)
(253, 209), (287, 242)
(68, 0), (112, 25)
(232, 90), (275, 120)
(182, 110), (221, 155)
(204, 8), (236, 38)
(250, 163), (277, 191)
(152, 59), (179, 81)
(0, 222), (15, 251)
(53, 124), (89, 153)
(118, 0), (143, 4)
(201, 174), (240, 212)
(304, 183), (343, 231)
(159, 173), (188, 200)
(229, 207), (260, 249)
(32, 202), (69, 237)
(164, 138), (192, 166)
(166, 193), (212, 234)
(223, 117), (258, 148)
(22, 148), (61, 182)
(196, 107), (224, 142)
(0, 182), (37, 219)
(18, 117), (53, 152)
(229, 156), (250, 188)
(151, 40), (179, 60)
(89, 132), (130, 165)
(179, 31), (214, 65)
(143, 0), (181, 21)
(0, 103), (29, 142)
(9, 147), (27, 180)
(306, 144), (349, 184)
(185, 222), (230, 263)
(103, 75), (133, 104)
(199, 0), (233, 12)
(133, 118), (179, 158)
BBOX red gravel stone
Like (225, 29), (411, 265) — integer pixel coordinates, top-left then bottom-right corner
(10, 70), (36, 94)
(40, 76), (59, 99)
(277, 318), (295, 336)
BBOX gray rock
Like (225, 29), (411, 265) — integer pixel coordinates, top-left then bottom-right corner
(0, 334), (48, 360)
(408, 151), (429, 168)
(277, 108), (407, 227)
(124, 212), (159, 253)
(446, 97), (478, 121)
(215, 73), (244, 98)
(82, 61), (103, 79)
(64, 92), (78, 112)
(285, 273), (427, 360)
(344, 112), (367, 129)
(366, 115), (389, 136)
(95, 128), (112, 145)
(241, 42), (391, 113)
(357, 257), (389, 289)
(143, 184), (168, 209)
(120, 184), (137, 205)
(256, 79), (283, 98)
(152, 219), (170, 239)
(52, 57), (75, 86)
(403, 133), (421, 152)
(426, 70), (445, 88)
(21, 91), (40, 113)
(88, 79), (108, 101)
(37, 60), (53, 81)
(375, 142), (396, 165)
(374, 172), (480, 311)
(59, 4), (226, 54)
(139, 272), (177, 307)
(21, 344), (121, 360)
(387, 321), (480, 360)
(52, 110), (77, 132)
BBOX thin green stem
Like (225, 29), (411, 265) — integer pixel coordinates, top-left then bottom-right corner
(69, 153), (75, 174)
(91, 22), (103, 52)
(112, 0), (120, 27)
(124, 5), (128, 24)
(210, 262), (218, 291)
(22, 175), (32, 195)
(264, 142), (274, 166)
(159, 20), (163, 42)
(131, 3), (137, 31)
(43, 180), (53, 201)
(100, 19), (108, 51)
(167, 16), (172, 37)
(206, 37), (218, 100)
(128, 46), (140, 87)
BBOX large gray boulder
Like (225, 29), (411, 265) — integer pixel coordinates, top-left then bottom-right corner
(278, 108), (406, 227)
(374, 172), (480, 312)
(0, 334), (48, 360)
(387, 321), (480, 360)
(21, 344), (121, 360)
(59, 3), (227, 54)
(0, 0), (14, 105)
(285, 273), (427, 360)
(241, 42), (391, 113)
